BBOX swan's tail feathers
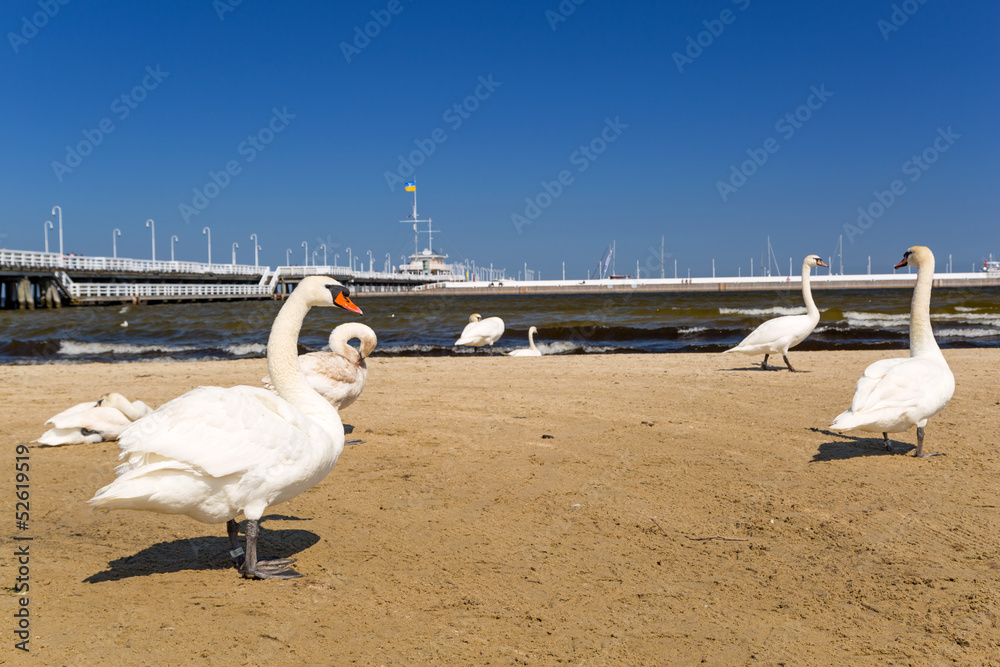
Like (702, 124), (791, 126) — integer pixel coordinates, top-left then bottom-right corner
(88, 459), (205, 513)
(455, 336), (474, 346)
(829, 409), (860, 432)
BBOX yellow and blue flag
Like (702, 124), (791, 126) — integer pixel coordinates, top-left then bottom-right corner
(404, 181), (416, 192)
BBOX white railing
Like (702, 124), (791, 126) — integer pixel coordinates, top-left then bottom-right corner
(277, 265), (466, 283)
(68, 283), (273, 298)
(0, 249), (264, 276)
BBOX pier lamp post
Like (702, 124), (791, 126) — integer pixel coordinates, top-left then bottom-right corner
(145, 219), (156, 261)
(44, 220), (53, 252)
(385, 253), (391, 273)
(333, 253), (339, 267)
(232, 242), (239, 265)
(250, 233), (260, 267)
(51, 205), (63, 256)
(202, 227), (211, 266)
(171, 235), (179, 261)
(346, 247), (352, 270)
(301, 241), (308, 266)
(319, 243), (327, 266)
(312, 249), (319, 266)
(112, 228), (121, 258)
(285, 248), (292, 265)
(367, 250), (373, 272)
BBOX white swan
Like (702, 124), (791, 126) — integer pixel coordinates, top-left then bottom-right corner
(508, 326), (542, 357)
(262, 322), (376, 410)
(455, 313), (505, 355)
(830, 246), (954, 457)
(88, 276), (363, 579)
(37, 393), (153, 446)
(724, 254), (828, 371)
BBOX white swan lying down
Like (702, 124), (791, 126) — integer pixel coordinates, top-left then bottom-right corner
(724, 254), (827, 371)
(89, 277), (363, 580)
(36, 393), (153, 446)
(262, 322), (377, 410)
(830, 246), (954, 457)
(508, 326), (542, 357)
(455, 313), (505, 355)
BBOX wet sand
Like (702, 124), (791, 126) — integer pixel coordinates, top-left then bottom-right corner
(2, 350), (999, 664)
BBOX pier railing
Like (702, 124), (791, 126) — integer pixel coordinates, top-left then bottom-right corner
(68, 282), (273, 298)
(1, 249), (264, 276)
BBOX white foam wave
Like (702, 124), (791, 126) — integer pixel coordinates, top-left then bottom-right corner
(955, 306), (981, 312)
(719, 307), (806, 316)
(678, 326), (708, 334)
(935, 328), (1000, 339)
(222, 343), (266, 356)
(58, 340), (200, 356)
(843, 311), (1000, 328)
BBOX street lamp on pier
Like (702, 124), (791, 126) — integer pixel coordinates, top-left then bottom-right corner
(44, 220), (53, 252)
(145, 219), (156, 261)
(232, 242), (239, 265)
(202, 227), (212, 266)
(171, 235), (179, 261)
(51, 205), (63, 256)
(250, 233), (260, 267)
(112, 228), (121, 258)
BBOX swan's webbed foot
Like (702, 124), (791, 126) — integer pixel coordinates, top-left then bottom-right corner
(782, 355), (800, 372)
(913, 426), (942, 458)
(237, 519), (303, 580)
(760, 355), (776, 370)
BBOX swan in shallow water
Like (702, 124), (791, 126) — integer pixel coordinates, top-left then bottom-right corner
(724, 254), (827, 371)
(37, 393), (153, 446)
(830, 246), (954, 457)
(89, 276), (363, 579)
(508, 326), (542, 357)
(262, 322), (376, 410)
(455, 313), (505, 355)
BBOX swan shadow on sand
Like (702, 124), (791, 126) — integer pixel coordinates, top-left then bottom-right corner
(84, 520), (319, 583)
(717, 365), (814, 373)
(807, 427), (917, 462)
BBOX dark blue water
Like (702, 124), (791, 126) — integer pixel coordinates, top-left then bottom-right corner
(0, 287), (997, 363)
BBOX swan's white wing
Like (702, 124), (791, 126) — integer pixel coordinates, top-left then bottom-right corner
(852, 357), (953, 415)
(456, 317), (505, 346)
(44, 401), (98, 426)
(728, 314), (815, 353)
(36, 427), (104, 446)
(46, 406), (131, 433)
(508, 348), (541, 357)
(848, 357), (908, 412)
(118, 385), (326, 479)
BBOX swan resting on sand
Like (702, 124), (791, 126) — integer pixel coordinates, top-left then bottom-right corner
(830, 246), (954, 457)
(37, 393), (153, 446)
(724, 254), (827, 371)
(89, 277), (363, 579)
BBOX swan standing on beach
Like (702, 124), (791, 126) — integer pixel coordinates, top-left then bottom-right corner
(724, 254), (828, 371)
(830, 246), (954, 457)
(508, 326), (542, 357)
(262, 322), (376, 410)
(455, 313), (505, 355)
(37, 393), (153, 446)
(89, 277), (363, 579)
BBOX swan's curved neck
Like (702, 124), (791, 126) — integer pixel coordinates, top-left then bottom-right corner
(267, 298), (342, 431)
(800, 261), (819, 319)
(909, 257), (941, 359)
(528, 328), (538, 352)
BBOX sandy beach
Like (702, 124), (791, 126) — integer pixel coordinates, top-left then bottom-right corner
(3, 349), (999, 665)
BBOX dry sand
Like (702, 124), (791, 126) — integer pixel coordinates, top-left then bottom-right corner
(2, 350), (999, 665)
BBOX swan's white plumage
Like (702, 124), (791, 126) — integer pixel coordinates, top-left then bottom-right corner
(509, 326), (542, 357)
(455, 313), (505, 348)
(37, 393), (153, 446)
(724, 255), (826, 363)
(262, 322), (376, 410)
(830, 246), (954, 452)
(89, 276), (360, 528)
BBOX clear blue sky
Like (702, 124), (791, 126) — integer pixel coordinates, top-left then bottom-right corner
(2, 1), (997, 277)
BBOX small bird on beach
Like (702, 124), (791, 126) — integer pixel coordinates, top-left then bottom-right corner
(89, 276), (363, 579)
(723, 254), (827, 371)
(262, 322), (376, 411)
(830, 246), (954, 457)
(455, 313), (505, 355)
(508, 326), (542, 357)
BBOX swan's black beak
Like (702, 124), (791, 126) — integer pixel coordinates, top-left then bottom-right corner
(817, 259), (828, 268)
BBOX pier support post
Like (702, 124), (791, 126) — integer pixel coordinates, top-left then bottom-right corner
(17, 276), (34, 309)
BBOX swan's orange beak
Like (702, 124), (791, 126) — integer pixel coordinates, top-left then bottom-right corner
(334, 291), (363, 315)
(817, 259), (828, 268)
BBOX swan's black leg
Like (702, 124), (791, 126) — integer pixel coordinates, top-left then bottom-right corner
(882, 432), (891, 452)
(760, 354), (770, 370)
(783, 355), (799, 372)
(227, 519), (245, 568)
(914, 426), (942, 458)
(239, 519), (301, 579)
